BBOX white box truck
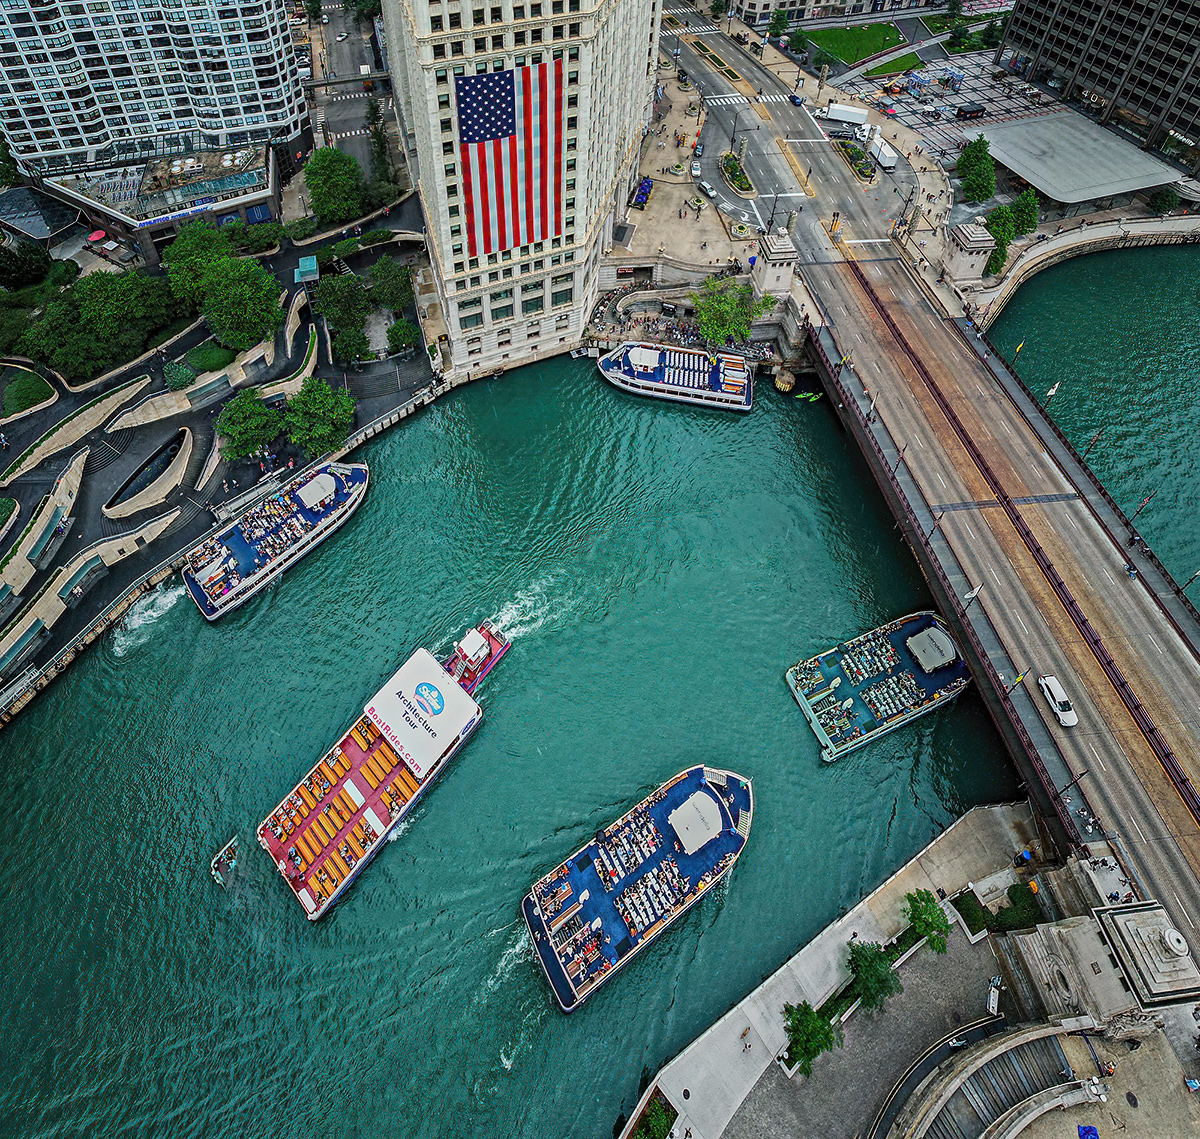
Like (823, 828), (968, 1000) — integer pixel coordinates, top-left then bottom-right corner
(869, 137), (898, 169)
(820, 102), (870, 126)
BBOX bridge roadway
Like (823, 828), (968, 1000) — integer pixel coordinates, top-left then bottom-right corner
(804, 249), (1200, 935)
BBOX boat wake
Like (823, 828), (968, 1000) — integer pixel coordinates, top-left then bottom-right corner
(386, 818), (412, 842)
(486, 925), (532, 994)
(111, 579), (188, 657)
(488, 579), (557, 641)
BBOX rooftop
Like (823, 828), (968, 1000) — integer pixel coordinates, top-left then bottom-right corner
(0, 185), (81, 243)
(964, 111), (1180, 203)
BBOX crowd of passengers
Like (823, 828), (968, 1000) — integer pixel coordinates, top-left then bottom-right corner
(237, 491), (318, 565)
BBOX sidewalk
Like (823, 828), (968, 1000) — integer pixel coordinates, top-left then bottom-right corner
(626, 802), (1037, 1139)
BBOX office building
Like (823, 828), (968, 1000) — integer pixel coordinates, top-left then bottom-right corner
(381, 0), (659, 372)
(0, 0), (311, 258)
(1000, 0), (1200, 172)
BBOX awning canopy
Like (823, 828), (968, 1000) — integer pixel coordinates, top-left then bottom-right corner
(296, 472), (336, 510)
(906, 626), (959, 673)
(627, 345), (660, 371)
(964, 111), (1179, 203)
(363, 648), (481, 779)
(669, 788), (724, 855)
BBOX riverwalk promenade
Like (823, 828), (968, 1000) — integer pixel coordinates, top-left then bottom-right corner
(621, 803), (1036, 1139)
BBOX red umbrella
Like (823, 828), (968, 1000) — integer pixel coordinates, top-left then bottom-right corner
(87, 230), (106, 241)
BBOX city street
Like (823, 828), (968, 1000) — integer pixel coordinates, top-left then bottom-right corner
(307, 3), (382, 174)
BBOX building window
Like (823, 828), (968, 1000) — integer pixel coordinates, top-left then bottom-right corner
(441, 118), (452, 132)
(552, 287), (573, 306)
(568, 21), (579, 34)
(436, 68), (448, 84)
(447, 184), (458, 198)
(455, 261), (465, 272)
(431, 14), (443, 29)
(449, 204), (460, 216)
(449, 12), (462, 27)
(451, 225), (462, 237)
(522, 296), (545, 314)
(433, 43), (446, 58)
(438, 92), (450, 108)
(491, 5), (503, 19)
(567, 69), (578, 84)
(492, 303), (514, 319)
(566, 116), (576, 129)
(445, 162), (457, 176)
(443, 141), (454, 155)
(460, 296), (483, 310)
(567, 93), (577, 108)
(513, 4), (525, 16)
(474, 7), (486, 24)
(452, 40), (464, 55)
(461, 312), (484, 329)
(488, 271), (499, 282)
(568, 45), (578, 60)
(514, 30), (526, 44)
(522, 280), (543, 293)
(475, 36), (486, 50)
(552, 25), (562, 39)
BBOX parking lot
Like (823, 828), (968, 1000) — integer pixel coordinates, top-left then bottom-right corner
(840, 48), (1060, 159)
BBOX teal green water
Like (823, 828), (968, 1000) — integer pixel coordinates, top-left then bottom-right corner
(988, 245), (1200, 585)
(1, 363), (1017, 1138)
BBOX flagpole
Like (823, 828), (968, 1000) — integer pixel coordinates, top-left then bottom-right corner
(925, 512), (945, 540)
(1129, 489), (1160, 524)
(1004, 669), (1029, 694)
(963, 582), (984, 612)
(1182, 567), (1200, 593)
(1043, 381), (1061, 404)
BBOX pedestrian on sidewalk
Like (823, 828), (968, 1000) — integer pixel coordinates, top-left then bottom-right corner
(0, 433), (7, 450)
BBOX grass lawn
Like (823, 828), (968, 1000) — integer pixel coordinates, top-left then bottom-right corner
(1, 366), (54, 418)
(866, 52), (925, 78)
(0, 497), (15, 526)
(185, 341), (238, 374)
(805, 22), (904, 65)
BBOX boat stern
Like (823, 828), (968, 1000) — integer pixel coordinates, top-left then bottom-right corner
(522, 891), (582, 1013)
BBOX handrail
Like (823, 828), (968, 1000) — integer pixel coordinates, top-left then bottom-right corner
(806, 320), (1082, 846)
(845, 262), (1200, 827)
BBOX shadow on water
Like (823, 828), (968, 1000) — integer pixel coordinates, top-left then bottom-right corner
(0, 360), (1016, 1139)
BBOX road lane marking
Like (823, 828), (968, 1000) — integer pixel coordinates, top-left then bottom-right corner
(1173, 892), (1196, 928)
(1128, 814), (1146, 842)
(1088, 744), (1107, 772)
(913, 434), (924, 448)
(936, 472), (947, 488)
(963, 520), (975, 538)
(1102, 567), (1116, 585)
(1013, 611), (1029, 634)
(1147, 633), (1163, 655)
(990, 567), (1003, 586)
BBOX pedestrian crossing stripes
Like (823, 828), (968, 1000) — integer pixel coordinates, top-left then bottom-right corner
(329, 92), (371, 101)
(689, 24), (720, 32)
(704, 93), (798, 105)
(331, 129), (368, 139)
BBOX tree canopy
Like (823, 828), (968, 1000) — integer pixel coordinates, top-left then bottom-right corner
(304, 147), (366, 224)
(1009, 187), (1040, 235)
(370, 255), (414, 312)
(387, 318), (420, 354)
(957, 136), (996, 203)
(689, 277), (775, 344)
(162, 221), (283, 349)
(984, 204), (1015, 275)
(782, 1001), (843, 1077)
(768, 9), (789, 36)
(312, 273), (371, 335)
(0, 136), (18, 187)
(1148, 186), (1180, 214)
(283, 375), (357, 457)
(847, 940), (902, 1011)
(902, 889), (952, 955)
(215, 389), (283, 461)
(332, 327), (372, 362)
(0, 243), (52, 289)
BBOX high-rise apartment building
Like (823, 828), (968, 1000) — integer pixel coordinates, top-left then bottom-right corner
(1000, 0), (1200, 171)
(381, 0), (659, 372)
(0, 0), (310, 257)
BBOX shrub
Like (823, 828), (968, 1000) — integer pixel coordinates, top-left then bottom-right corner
(630, 1094), (676, 1139)
(285, 216), (320, 241)
(991, 883), (1043, 931)
(0, 497), (15, 526)
(233, 221), (283, 253)
(185, 342), (238, 374)
(315, 248), (336, 269)
(332, 237), (360, 260)
(163, 360), (196, 390)
(387, 318), (420, 353)
(358, 228), (393, 246)
(951, 891), (990, 935)
(1147, 186), (1180, 214)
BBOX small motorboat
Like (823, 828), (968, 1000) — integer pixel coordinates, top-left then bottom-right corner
(211, 835), (239, 887)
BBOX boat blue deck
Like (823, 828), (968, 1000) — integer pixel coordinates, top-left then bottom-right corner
(598, 342), (752, 406)
(525, 765), (752, 1011)
(791, 613), (969, 754)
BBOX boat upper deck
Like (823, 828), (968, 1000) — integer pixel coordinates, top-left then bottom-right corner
(789, 612), (969, 758)
(183, 462), (367, 616)
(599, 342), (753, 408)
(524, 765), (752, 1011)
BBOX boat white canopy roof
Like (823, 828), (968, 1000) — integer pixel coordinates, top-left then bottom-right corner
(907, 626), (958, 673)
(363, 648), (481, 779)
(458, 627), (489, 664)
(669, 788), (723, 855)
(296, 471), (337, 510)
(627, 345), (660, 371)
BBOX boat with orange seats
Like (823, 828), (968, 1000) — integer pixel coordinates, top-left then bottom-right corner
(257, 622), (510, 920)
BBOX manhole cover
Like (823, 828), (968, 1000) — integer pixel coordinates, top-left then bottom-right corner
(1126, 1091), (1138, 1107)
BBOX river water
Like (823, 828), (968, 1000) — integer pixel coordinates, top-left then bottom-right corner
(2, 360), (1017, 1137)
(988, 244), (1200, 586)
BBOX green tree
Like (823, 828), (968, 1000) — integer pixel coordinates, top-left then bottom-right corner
(982, 18), (1003, 48)
(304, 147), (366, 224)
(365, 97), (382, 128)
(946, 0), (964, 19)
(689, 277), (775, 344)
(284, 375), (357, 457)
(962, 159), (996, 203)
(782, 1000), (843, 1077)
(1147, 186), (1180, 213)
(162, 219), (232, 304)
(848, 940), (902, 1011)
(0, 243), (52, 289)
(332, 237), (360, 260)
(201, 258), (284, 349)
(948, 24), (968, 49)
(902, 889), (952, 955)
(767, 8), (788, 37)
(812, 48), (838, 70)
(215, 389), (283, 460)
(1010, 187), (1040, 235)
(0, 136), (18, 187)
(332, 327), (372, 361)
(984, 203), (1015, 275)
(304, 0), (321, 21)
(312, 273), (371, 334)
(387, 317), (421, 353)
(709, 0), (724, 20)
(163, 360), (196, 391)
(370, 255), (414, 311)
(956, 135), (989, 177)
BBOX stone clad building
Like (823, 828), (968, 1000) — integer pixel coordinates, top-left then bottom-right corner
(381, 0), (660, 372)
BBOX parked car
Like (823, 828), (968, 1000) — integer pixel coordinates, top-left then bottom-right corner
(790, 94), (807, 106)
(698, 180), (718, 199)
(690, 160), (702, 177)
(694, 142), (705, 157)
(336, 31), (349, 40)
(1037, 674), (1078, 727)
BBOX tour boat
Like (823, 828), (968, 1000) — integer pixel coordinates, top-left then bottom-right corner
(597, 341), (754, 411)
(523, 765), (753, 1012)
(210, 835), (239, 887)
(182, 461), (369, 620)
(257, 622), (510, 920)
(785, 611), (970, 762)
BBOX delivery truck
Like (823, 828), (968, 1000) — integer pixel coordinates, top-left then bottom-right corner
(869, 137), (898, 169)
(817, 102), (869, 126)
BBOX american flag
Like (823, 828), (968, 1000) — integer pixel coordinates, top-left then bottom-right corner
(455, 59), (564, 258)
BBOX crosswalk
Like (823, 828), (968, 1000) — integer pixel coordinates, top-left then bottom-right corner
(702, 92), (796, 106)
(329, 92), (371, 102)
(330, 128), (368, 140)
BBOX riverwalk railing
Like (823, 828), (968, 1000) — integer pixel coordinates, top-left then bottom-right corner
(806, 319), (1083, 847)
(0, 382), (449, 729)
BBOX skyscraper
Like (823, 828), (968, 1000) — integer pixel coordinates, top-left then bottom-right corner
(381, 0), (660, 372)
(1000, 0), (1200, 172)
(0, 0), (310, 257)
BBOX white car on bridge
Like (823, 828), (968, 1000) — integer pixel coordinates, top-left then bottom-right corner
(1037, 674), (1078, 727)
